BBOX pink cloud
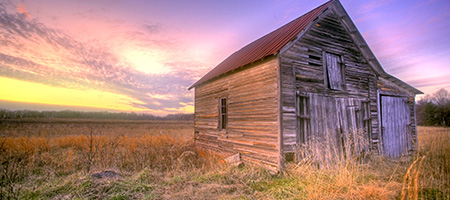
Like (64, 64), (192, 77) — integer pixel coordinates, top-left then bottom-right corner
(16, 3), (30, 19)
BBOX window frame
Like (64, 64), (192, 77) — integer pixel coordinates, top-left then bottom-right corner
(296, 91), (310, 145)
(362, 101), (373, 149)
(219, 97), (228, 130)
(323, 51), (346, 90)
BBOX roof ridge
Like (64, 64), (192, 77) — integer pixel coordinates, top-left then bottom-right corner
(233, 0), (334, 54)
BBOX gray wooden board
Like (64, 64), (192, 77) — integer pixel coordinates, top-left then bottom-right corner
(296, 93), (369, 167)
(381, 96), (411, 158)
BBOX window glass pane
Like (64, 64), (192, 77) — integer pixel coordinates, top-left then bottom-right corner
(222, 115), (227, 129)
(221, 98), (226, 106)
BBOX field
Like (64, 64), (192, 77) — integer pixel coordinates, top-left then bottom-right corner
(0, 119), (449, 199)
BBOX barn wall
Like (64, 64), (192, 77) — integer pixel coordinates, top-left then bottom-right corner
(194, 57), (280, 170)
(279, 11), (379, 154)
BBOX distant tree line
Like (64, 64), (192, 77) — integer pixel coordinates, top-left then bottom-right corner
(3, 88), (448, 124)
(416, 88), (450, 126)
(0, 109), (193, 121)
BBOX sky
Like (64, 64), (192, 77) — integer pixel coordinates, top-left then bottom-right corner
(0, 0), (449, 115)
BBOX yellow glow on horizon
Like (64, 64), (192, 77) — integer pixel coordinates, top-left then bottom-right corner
(165, 102), (194, 113)
(147, 93), (174, 100)
(0, 76), (147, 112)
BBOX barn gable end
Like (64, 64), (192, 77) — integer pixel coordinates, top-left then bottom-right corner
(279, 5), (379, 156)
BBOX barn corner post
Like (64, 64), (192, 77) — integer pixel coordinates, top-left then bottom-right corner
(277, 54), (284, 171)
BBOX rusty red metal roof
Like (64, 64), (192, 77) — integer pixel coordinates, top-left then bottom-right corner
(189, 0), (333, 89)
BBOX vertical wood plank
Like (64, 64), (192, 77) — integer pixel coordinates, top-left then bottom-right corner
(381, 96), (410, 158)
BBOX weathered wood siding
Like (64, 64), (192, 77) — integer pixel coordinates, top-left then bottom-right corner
(194, 57), (280, 170)
(295, 93), (370, 167)
(279, 10), (379, 155)
(378, 77), (418, 154)
(380, 96), (412, 158)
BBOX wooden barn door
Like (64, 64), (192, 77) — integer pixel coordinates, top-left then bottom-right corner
(381, 96), (411, 158)
(296, 93), (369, 167)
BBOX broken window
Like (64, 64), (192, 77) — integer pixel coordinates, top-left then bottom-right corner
(219, 98), (227, 130)
(324, 52), (345, 90)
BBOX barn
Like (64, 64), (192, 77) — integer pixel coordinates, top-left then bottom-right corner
(188, 0), (422, 171)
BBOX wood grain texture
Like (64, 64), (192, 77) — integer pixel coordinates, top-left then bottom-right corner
(194, 57), (280, 170)
(381, 96), (411, 158)
(279, 11), (379, 154)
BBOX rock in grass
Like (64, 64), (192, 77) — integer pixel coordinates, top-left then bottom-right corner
(91, 170), (122, 179)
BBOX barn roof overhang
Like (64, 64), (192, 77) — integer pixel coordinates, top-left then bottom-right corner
(381, 74), (424, 95)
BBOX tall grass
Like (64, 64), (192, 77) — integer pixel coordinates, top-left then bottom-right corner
(274, 126), (450, 199)
(412, 126), (450, 199)
(0, 122), (449, 199)
(0, 134), (208, 172)
(0, 133), (221, 199)
(0, 119), (193, 139)
(271, 129), (397, 199)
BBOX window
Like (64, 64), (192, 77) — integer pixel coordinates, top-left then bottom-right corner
(362, 101), (372, 148)
(219, 98), (227, 130)
(324, 52), (345, 90)
(296, 93), (310, 145)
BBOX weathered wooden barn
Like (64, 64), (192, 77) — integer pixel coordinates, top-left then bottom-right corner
(188, 0), (422, 171)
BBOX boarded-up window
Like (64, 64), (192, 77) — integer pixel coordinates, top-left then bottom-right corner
(324, 52), (344, 90)
(362, 101), (372, 149)
(296, 94), (310, 145)
(219, 98), (227, 130)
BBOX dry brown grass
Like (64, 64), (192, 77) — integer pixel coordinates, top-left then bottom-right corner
(411, 126), (450, 199)
(0, 118), (193, 139)
(0, 121), (449, 199)
(0, 120), (203, 199)
(277, 126), (449, 200)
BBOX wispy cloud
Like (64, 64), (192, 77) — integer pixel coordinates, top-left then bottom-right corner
(356, 1), (450, 80)
(408, 75), (450, 88)
(16, 3), (30, 19)
(0, 2), (202, 113)
(142, 23), (162, 34)
(355, 0), (393, 15)
(2, 0), (449, 113)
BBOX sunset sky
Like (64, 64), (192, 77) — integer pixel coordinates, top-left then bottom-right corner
(1, 0), (449, 115)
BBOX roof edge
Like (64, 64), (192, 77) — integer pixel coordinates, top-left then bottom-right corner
(329, 0), (385, 75)
(382, 73), (424, 95)
(188, 0), (334, 90)
(329, 1), (422, 94)
(188, 54), (277, 90)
